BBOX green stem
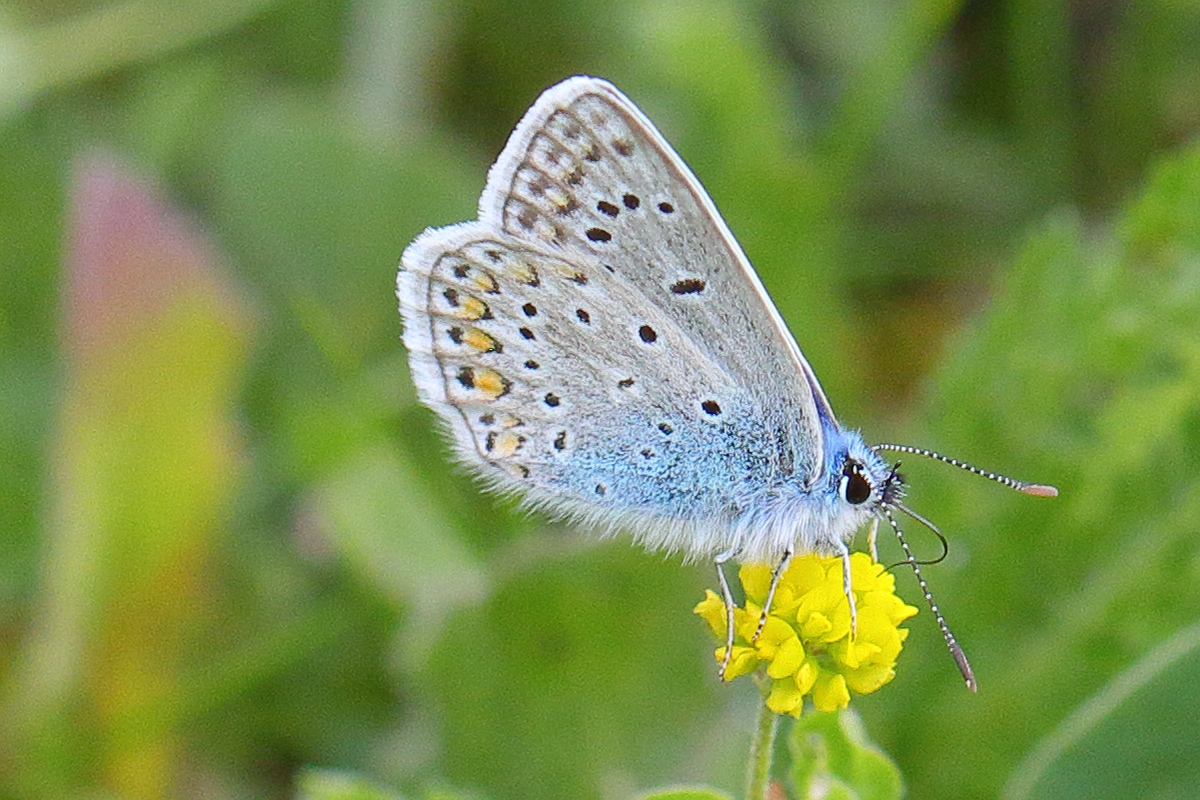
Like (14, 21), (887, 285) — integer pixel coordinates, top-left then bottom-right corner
(745, 691), (780, 800)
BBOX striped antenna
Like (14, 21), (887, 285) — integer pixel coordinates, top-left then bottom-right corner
(881, 504), (977, 692)
(873, 447), (1057, 690)
(872, 444), (1058, 497)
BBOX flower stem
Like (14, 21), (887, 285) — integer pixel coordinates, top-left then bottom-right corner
(745, 689), (780, 800)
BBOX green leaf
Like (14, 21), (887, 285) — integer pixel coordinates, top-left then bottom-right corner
(789, 709), (904, 800)
(631, 787), (736, 800)
(426, 545), (724, 800)
(1002, 619), (1200, 800)
(307, 444), (488, 673)
(296, 768), (405, 800)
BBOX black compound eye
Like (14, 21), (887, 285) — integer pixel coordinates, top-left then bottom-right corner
(840, 459), (872, 505)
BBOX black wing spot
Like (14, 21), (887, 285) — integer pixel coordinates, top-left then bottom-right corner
(670, 278), (706, 295)
(657, 202), (675, 214)
(576, 309), (590, 324)
(544, 392), (561, 407)
(583, 145), (602, 162)
(524, 360), (540, 370)
(701, 399), (722, 416)
(480, 413), (495, 425)
(595, 483), (607, 496)
(447, 326), (464, 344)
(442, 287), (460, 307)
(519, 327), (536, 340)
(485, 249), (502, 263)
(623, 193), (640, 210)
(586, 227), (612, 243)
(569, 273), (588, 285)
(456, 367), (475, 389)
(522, 303), (538, 317)
(638, 325), (658, 343)
(641, 448), (654, 459)
(612, 139), (633, 156)
(658, 422), (673, 435)
(453, 264), (470, 278)
(554, 431), (567, 451)
(617, 378), (634, 389)
(517, 206), (537, 229)
(596, 200), (619, 217)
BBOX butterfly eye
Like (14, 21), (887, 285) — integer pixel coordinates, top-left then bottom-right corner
(839, 459), (872, 505)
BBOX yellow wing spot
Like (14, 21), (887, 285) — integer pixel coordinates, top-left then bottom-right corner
(462, 327), (501, 353)
(470, 271), (499, 294)
(491, 431), (523, 458)
(510, 261), (540, 286)
(547, 259), (587, 283)
(474, 368), (510, 399)
(455, 295), (490, 320)
(500, 413), (524, 428)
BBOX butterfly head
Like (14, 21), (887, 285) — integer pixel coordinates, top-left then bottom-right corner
(827, 431), (898, 517)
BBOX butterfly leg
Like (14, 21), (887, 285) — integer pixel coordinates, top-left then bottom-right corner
(714, 549), (739, 681)
(752, 547), (794, 644)
(866, 518), (880, 562)
(837, 540), (858, 640)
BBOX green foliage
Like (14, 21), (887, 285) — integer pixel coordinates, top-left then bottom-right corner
(1003, 619), (1200, 800)
(873, 139), (1200, 800)
(298, 768), (406, 800)
(788, 710), (902, 800)
(1, 0), (1200, 799)
(633, 789), (736, 800)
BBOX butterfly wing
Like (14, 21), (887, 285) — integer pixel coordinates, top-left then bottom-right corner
(399, 76), (835, 557)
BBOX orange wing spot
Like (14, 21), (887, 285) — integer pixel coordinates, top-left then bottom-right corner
(474, 368), (510, 398)
(491, 431), (523, 458)
(456, 295), (490, 320)
(463, 327), (501, 352)
(510, 261), (540, 286)
(470, 271), (500, 294)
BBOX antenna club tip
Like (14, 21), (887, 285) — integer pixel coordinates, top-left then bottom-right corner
(966, 678), (979, 693)
(1020, 483), (1059, 498)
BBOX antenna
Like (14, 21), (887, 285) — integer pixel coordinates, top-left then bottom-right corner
(872, 446), (1057, 691)
(872, 444), (1059, 497)
(881, 505), (977, 692)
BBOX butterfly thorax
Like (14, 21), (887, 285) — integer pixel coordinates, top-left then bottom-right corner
(721, 424), (891, 564)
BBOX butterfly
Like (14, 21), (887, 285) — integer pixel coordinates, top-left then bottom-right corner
(397, 76), (1057, 687)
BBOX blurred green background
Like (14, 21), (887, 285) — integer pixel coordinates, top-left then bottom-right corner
(3, 0), (1200, 798)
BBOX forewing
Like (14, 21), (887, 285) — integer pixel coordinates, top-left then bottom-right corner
(481, 77), (834, 479)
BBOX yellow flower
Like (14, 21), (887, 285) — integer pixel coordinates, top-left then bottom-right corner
(693, 552), (918, 717)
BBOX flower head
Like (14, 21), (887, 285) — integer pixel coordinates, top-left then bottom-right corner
(694, 552), (917, 717)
